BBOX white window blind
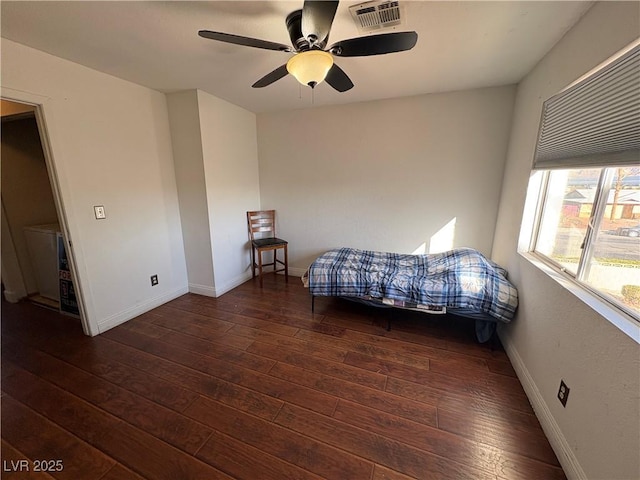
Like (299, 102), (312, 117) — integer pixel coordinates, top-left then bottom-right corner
(533, 43), (640, 170)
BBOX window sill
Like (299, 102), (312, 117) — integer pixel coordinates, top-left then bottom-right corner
(519, 251), (640, 344)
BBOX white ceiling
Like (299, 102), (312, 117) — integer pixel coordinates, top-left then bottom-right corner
(1, 1), (593, 113)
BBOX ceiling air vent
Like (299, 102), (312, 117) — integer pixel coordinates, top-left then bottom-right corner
(349, 1), (404, 33)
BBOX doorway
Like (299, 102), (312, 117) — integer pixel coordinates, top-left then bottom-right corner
(1, 98), (87, 333)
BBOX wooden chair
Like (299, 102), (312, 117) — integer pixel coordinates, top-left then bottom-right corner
(247, 210), (288, 287)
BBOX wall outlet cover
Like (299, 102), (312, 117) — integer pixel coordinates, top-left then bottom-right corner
(94, 205), (106, 219)
(558, 380), (570, 407)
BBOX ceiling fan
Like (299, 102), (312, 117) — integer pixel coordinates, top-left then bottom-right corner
(198, 1), (418, 92)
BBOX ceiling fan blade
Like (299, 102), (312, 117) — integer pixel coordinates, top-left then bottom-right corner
(199, 30), (292, 52)
(301, 1), (339, 44)
(325, 64), (354, 92)
(330, 31), (418, 57)
(252, 64), (289, 88)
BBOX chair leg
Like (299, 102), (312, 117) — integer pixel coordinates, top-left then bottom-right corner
(250, 247), (256, 278)
(284, 245), (289, 282)
(258, 250), (264, 288)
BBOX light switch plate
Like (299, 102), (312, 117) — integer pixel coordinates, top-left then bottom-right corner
(94, 205), (106, 219)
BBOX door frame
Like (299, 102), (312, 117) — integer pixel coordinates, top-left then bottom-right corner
(1, 88), (95, 336)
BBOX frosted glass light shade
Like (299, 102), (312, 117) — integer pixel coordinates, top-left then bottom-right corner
(286, 50), (334, 88)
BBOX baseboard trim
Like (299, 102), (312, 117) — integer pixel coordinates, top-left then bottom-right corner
(286, 267), (306, 278)
(500, 332), (587, 480)
(189, 271), (256, 298)
(97, 285), (189, 334)
(212, 271), (253, 297)
(187, 269), (303, 299)
(188, 283), (217, 297)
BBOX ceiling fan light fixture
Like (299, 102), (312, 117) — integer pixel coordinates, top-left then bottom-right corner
(286, 50), (334, 88)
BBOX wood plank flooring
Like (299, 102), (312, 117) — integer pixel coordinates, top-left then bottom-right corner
(1, 275), (565, 480)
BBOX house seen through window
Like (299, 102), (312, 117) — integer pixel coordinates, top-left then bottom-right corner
(533, 167), (640, 320)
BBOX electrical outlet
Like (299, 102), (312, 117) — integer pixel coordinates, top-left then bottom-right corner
(150, 274), (159, 286)
(557, 380), (570, 407)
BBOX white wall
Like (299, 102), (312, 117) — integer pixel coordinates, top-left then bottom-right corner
(166, 90), (215, 295)
(257, 86), (516, 272)
(167, 89), (261, 297)
(197, 90), (261, 295)
(1, 39), (188, 334)
(492, 2), (640, 479)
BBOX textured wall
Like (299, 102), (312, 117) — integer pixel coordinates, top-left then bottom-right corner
(2, 39), (188, 334)
(492, 2), (640, 479)
(257, 86), (516, 272)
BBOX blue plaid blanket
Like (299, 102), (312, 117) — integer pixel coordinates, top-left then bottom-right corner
(306, 247), (518, 323)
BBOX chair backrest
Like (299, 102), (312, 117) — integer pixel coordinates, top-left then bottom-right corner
(247, 210), (277, 241)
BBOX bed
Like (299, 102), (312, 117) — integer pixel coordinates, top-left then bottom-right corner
(302, 247), (518, 343)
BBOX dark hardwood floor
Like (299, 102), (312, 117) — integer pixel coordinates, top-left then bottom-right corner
(1, 274), (565, 480)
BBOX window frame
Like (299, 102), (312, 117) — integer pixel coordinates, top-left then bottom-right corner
(528, 167), (640, 332)
(521, 39), (640, 343)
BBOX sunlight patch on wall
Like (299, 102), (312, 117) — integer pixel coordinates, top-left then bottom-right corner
(429, 217), (456, 254)
(518, 170), (544, 252)
(412, 242), (427, 254)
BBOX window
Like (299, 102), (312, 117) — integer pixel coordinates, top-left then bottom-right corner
(532, 167), (640, 320)
(526, 41), (640, 327)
